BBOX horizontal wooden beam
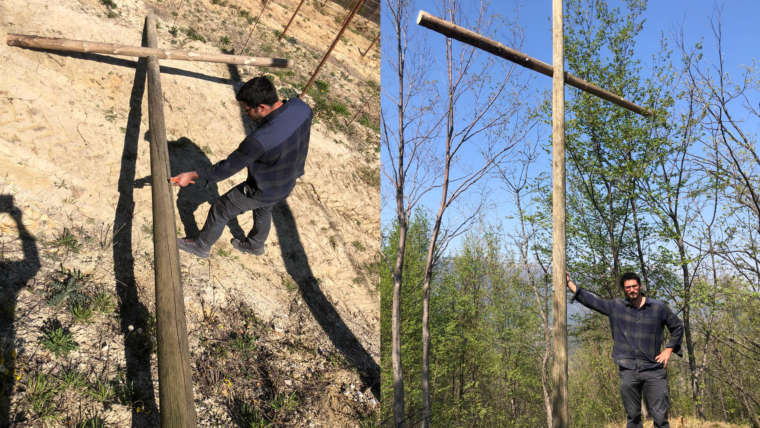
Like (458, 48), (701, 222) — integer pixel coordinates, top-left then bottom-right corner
(7, 33), (290, 67)
(416, 10), (651, 117)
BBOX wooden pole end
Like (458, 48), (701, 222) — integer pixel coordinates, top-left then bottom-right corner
(416, 10), (429, 25)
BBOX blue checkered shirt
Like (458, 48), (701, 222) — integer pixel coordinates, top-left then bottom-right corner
(198, 97), (312, 203)
(572, 287), (683, 370)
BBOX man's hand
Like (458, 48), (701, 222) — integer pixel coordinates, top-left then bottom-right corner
(170, 171), (199, 187)
(655, 347), (673, 368)
(566, 273), (577, 293)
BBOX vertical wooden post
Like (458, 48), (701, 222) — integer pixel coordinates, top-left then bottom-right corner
(279, 0), (307, 40)
(145, 15), (197, 428)
(550, 0), (568, 427)
(301, 0), (366, 96)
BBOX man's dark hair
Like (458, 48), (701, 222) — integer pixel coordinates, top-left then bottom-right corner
(236, 76), (278, 107)
(619, 272), (641, 289)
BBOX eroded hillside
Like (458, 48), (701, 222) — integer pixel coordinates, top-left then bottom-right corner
(0, 0), (380, 425)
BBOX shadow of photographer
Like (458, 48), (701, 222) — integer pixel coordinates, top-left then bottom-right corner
(0, 195), (41, 426)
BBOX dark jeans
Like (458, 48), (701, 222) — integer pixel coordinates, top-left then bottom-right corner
(619, 366), (670, 428)
(197, 182), (276, 249)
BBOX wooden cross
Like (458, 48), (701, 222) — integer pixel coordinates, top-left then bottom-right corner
(7, 17), (291, 428)
(417, 4), (650, 427)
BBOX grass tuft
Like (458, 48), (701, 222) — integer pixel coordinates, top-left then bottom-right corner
(50, 228), (81, 254)
(40, 319), (78, 358)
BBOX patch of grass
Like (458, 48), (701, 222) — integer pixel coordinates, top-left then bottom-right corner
(76, 417), (107, 428)
(104, 108), (118, 122)
(50, 228), (81, 254)
(169, 26), (178, 37)
(217, 247), (232, 258)
(99, 0), (117, 9)
(26, 372), (61, 422)
(229, 331), (257, 354)
(184, 27), (206, 43)
(351, 240), (365, 251)
(93, 291), (115, 314)
(231, 399), (270, 427)
(46, 266), (86, 306)
(358, 113), (380, 132)
(270, 391), (298, 415)
(220, 35), (230, 45)
(314, 79), (329, 93)
(355, 165), (379, 188)
(59, 366), (88, 392)
(332, 102), (349, 116)
(87, 378), (114, 403)
(40, 319), (77, 358)
(68, 292), (95, 323)
(281, 277), (297, 292)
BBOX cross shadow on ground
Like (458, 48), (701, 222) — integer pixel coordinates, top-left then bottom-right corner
(0, 195), (41, 426)
(110, 25), (159, 427)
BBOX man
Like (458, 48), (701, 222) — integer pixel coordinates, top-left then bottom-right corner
(171, 76), (312, 258)
(566, 272), (683, 428)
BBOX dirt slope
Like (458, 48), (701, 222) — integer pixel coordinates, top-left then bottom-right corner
(0, 0), (380, 425)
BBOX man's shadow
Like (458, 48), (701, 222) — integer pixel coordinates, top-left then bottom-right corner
(134, 136), (245, 241)
(0, 195), (41, 426)
(272, 201), (380, 399)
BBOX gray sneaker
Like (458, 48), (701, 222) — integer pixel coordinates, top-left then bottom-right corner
(230, 238), (265, 256)
(177, 238), (210, 258)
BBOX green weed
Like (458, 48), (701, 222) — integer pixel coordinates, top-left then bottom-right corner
(355, 165), (379, 188)
(68, 292), (95, 323)
(93, 291), (115, 314)
(60, 367), (88, 392)
(27, 372), (61, 422)
(87, 378), (114, 403)
(184, 27), (206, 43)
(217, 247), (232, 258)
(76, 417), (107, 428)
(99, 0), (116, 9)
(46, 266), (86, 306)
(50, 228), (81, 254)
(40, 319), (78, 358)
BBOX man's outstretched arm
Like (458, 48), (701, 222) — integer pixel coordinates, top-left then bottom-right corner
(566, 272), (613, 316)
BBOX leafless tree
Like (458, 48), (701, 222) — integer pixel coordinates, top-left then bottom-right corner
(381, 0), (440, 425)
(417, 1), (536, 426)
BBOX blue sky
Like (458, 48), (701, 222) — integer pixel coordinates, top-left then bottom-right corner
(380, 0), (760, 252)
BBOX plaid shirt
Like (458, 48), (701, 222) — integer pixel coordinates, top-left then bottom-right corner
(198, 97), (312, 203)
(572, 287), (683, 370)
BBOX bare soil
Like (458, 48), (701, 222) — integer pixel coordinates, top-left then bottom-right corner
(0, 0), (380, 425)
